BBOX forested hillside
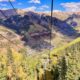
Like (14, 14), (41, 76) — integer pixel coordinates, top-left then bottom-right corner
(0, 37), (80, 80)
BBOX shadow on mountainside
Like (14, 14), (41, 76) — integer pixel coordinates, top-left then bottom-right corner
(46, 16), (78, 37)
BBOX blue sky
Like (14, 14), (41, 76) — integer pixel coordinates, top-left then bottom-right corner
(0, 0), (80, 12)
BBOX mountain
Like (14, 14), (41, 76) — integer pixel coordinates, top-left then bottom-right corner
(0, 9), (16, 19)
(0, 9), (26, 19)
(1, 11), (78, 36)
(0, 9), (80, 52)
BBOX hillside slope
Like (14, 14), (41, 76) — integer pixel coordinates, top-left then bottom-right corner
(0, 25), (25, 52)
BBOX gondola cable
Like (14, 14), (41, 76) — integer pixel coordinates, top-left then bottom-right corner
(0, 7), (21, 49)
(8, 0), (29, 33)
(0, 10), (8, 19)
(0, 33), (21, 49)
(8, 0), (18, 15)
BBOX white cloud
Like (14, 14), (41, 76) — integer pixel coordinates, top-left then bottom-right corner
(0, 8), (8, 10)
(0, 3), (7, 6)
(43, 11), (50, 13)
(42, 10), (62, 13)
(53, 10), (62, 12)
(0, 0), (15, 2)
(61, 2), (80, 12)
(39, 5), (49, 10)
(23, 6), (36, 11)
(29, 0), (40, 4)
(17, 2), (22, 5)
